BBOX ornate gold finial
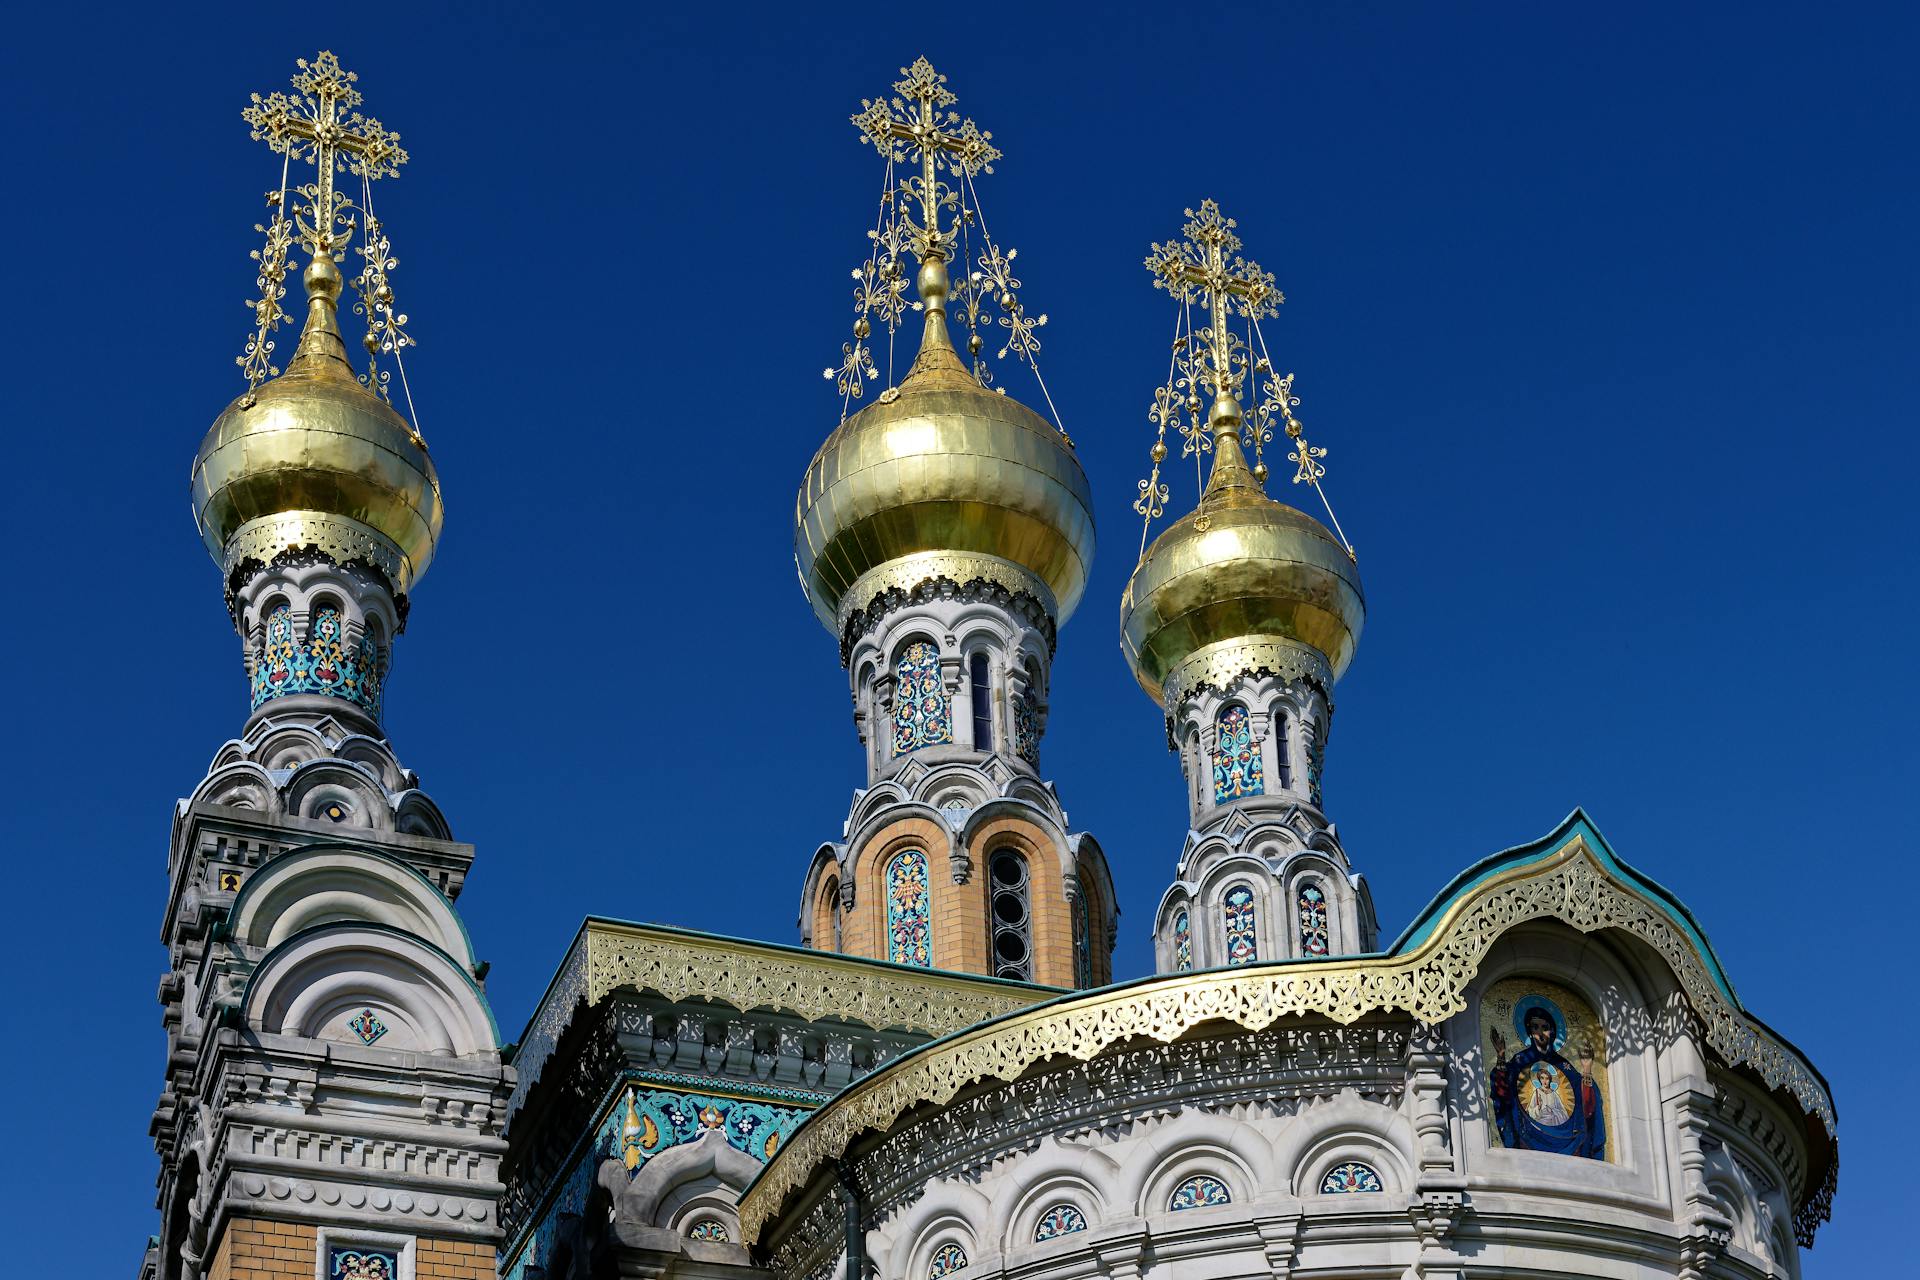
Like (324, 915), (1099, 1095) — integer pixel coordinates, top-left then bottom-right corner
(828, 59), (1063, 431)
(235, 52), (420, 437)
(1135, 200), (1353, 560)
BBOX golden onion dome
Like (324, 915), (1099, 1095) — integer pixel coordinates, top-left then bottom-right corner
(191, 256), (443, 593)
(1120, 399), (1364, 706)
(795, 296), (1095, 635)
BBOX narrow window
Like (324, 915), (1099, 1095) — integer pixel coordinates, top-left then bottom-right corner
(1273, 707), (1292, 789)
(988, 850), (1032, 981)
(1297, 880), (1330, 956)
(885, 850), (932, 967)
(892, 642), (953, 756)
(1212, 705), (1264, 802)
(1173, 908), (1193, 971)
(969, 652), (992, 749)
(1224, 884), (1258, 965)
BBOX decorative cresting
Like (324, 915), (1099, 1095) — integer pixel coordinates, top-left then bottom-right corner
(737, 819), (1836, 1245)
(1120, 200), (1363, 711)
(795, 58), (1095, 647)
(505, 921), (1053, 1119)
(194, 51), (442, 599)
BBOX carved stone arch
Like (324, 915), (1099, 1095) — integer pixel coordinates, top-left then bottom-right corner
(990, 1136), (1120, 1250)
(249, 723), (333, 773)
(963, 798), (1073, 883)
(190, 760), (280, 813)
(225, 843), (473, 961)
(614, 1128), (761, 1234)
(1120, 1109), (1277, 1215)
(845, 802), (950, 883)
(391, 789), (452, 839)
(849, 780), (911, 830)
(243, 922), (498, 1057)
(333, 733), (406, 789)
(875, 1183), (990, 1280)
(1274, 1094), (1417, 1196)
(798, 844), (844, 947)
(284, 759), (391, 830)
(1279, 850), (1346, 955)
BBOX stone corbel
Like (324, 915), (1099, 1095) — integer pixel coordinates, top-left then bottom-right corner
(1407, 1174), (1468, 1278)
(1677, 1215), (1733, 1280)
(1250, 1210), (1302, 1277)
(949, 834), (973, 886)
(1090, 1234), (1147, 1280)
(939, 643), (963, 695)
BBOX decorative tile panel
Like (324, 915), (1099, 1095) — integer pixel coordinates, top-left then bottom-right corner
(250, 603), (382, 718)
(1211, 705), (1262, 802)
(929, 1241), (969, 1276)
(1173, 908), (1192, 971)
(886, 849), (933, 968)
(1319, 1160), (1383, 1192)
(1033, 1203), (1086, 1240)
(609, 1085), (807, 1172)
(1168, 1174), (1231, 1211)
(892, 642), (953, 756)
(1298, 881), (1330, 957)
(687, 1219), (730, 1241)
(1224, 884), (1258, 966)
(347, 1008), (388, 1045)
(328, 1246), (400, 1280)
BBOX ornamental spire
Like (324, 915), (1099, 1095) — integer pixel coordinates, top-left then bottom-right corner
(1134, 200), (1352, 559)
(827, 58), (1067, 434)
(236, 52), (420, 436)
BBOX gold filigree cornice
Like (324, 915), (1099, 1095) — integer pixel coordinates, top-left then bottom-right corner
(835, 552), (1057, 640)
(583, 921), (1051, 1033)
(739, 833), (1834, 1244)
(1160, 636), (1333, 711)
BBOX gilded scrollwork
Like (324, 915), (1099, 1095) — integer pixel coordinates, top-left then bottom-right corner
(738, 833), (1835, 1244)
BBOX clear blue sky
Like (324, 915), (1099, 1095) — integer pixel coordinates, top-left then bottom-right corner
(0, 2), (1909, 1272)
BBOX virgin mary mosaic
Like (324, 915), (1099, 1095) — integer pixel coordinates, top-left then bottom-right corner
(1480, 976), (1609, 1160)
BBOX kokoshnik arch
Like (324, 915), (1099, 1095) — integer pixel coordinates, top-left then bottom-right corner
(141, 51), (1836, 1280)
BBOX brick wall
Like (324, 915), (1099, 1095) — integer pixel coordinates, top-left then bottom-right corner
(206, 1219), (316, 1280)
(204, 1220), (495, 1280)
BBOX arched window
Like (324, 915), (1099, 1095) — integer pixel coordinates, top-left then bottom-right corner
(1034, 1204), (1086, 1240)
(1272, 706), (1292, 789)
(968, 652), (992, 749)
(1223, 884), (1258, 965)
(988, 850), (1032, 981)
(1319, 1161), (1383, 1193)
(1168, 1174), (1231, 1211)
(928, 1242), (969, 1276)
(1212, 705), (1263, 802)
(818, 876), (842, 951)
(1172, 908), (1193, 971)
(1297, 879), (1330, 957)
(885, 850), (932, 968)
(892, 642), (953, 756)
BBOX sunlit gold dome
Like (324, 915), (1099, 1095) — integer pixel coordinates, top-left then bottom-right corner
(795, 305), (1095, 635)
(1121, 403), (1364, 706)
(191, 257), (443, 593)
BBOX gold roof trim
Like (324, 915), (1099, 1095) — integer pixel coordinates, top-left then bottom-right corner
(739, 833), (1835, 1243)
(834, 551), (1057, 639)
(582, 920), (1051, 1032)
(1160, 636), (1333, 709)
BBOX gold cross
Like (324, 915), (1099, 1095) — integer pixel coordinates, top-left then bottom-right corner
(853, 58), (1001, 266)
(1146, 200), (1282, 400)
(243, 52), (406, 259)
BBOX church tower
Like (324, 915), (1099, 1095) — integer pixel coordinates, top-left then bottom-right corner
(1121, 201), (1378, 971)
(148, 53), (509, 1280)
(794, 60), (1116, 989)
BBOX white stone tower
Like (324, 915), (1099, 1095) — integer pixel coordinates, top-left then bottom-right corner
(148, 52), (509, 1280)
(1122, 200), (1378, 971)
(794, 59), (1116, 989)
